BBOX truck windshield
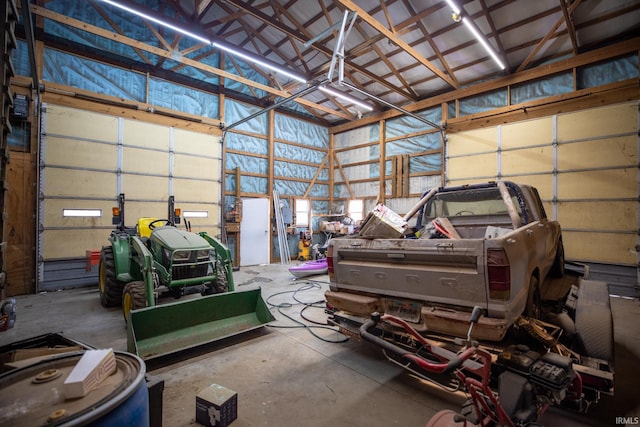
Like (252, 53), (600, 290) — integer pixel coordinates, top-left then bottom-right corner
(422, 186), (521, 222)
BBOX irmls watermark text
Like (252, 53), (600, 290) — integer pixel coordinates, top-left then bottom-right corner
(616, 417), (640, 425)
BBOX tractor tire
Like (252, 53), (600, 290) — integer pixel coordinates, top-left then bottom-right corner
(575, 280), (614, 362)
(549, 240), (565, 278)
(212, 256), (230, 294)
(98, 246), (126, 307)
(122, 281), (148, 321)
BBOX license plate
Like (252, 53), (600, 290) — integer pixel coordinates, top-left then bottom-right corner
(384, 299), (421, 323)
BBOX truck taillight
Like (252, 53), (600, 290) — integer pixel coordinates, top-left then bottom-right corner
(327, 244), (334, 277)
(487, 248), (510, 299)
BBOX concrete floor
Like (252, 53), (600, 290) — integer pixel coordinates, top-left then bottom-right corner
(1, 263), (639, 426)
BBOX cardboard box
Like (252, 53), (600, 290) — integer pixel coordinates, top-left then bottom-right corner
(358, 205), (407, 238)
(196, 384), (238, 427)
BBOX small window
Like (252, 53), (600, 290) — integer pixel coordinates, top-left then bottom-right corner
(295, 199), (310, 227)
(348, 199), (364, 222)
(63, 209), (101, 217)
(183, 211), (208, 218)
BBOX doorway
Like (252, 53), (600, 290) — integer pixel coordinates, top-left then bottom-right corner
(240, 198), (270, 266)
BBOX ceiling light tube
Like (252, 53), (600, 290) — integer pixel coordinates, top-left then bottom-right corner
(212, 41), (307, 83)
(101, 0), (211, 44)
(445, 0), (461, 15)
(462, 17), (506, 70)
(101, 1), (307, 83)
(319, 86), (373, 111)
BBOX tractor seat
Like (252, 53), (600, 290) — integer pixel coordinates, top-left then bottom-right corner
(137, 217), (158, 238)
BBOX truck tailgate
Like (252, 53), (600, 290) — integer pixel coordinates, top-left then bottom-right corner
(331, 238), (487, 309)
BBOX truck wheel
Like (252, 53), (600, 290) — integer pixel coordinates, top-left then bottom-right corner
(99, 246), (125, 307)
(549, 240), (565, 278)
(122, 281), (147, 321)
(575, 280), (614, 362)
(525, 276), (541, 319)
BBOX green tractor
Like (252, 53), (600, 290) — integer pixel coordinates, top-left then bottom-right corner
(98, 194), (274, 361)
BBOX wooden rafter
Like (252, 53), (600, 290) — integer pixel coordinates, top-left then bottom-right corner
(30, 4), (352, 121)
(516, 0), (582, 72)
(336, 0), (459, 89)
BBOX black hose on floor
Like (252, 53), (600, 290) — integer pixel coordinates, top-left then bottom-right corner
(265, 280), (348, 343)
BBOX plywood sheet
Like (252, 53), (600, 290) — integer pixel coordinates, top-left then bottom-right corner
(45, 105), (118, 141)
(501, 146), (553, 175)
(501, 117), (553, 149)
(447, 153), (496, 179)
(122, 146), (169, 175)
(174, 128), (219, 157)
(564, 231), (635, 265)
(44, 169), (115, 198)
(447, 127), (497, 156)
(558, 135), (636, 170)
(120, 201), (168, 225)
(174, 154), (218, 180)
(558, 169), (636, 199)
(122, 120), (169, 149)
(557, 102), (637, 141)
(557, 201), (635, 231)
(45, 136), (116, 169)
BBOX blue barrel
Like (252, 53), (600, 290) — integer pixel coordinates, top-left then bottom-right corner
(0, 351), (149, 426)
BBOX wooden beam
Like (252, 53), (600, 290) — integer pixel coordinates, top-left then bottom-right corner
(29, 4), (352, 121)
(330, 37), (640, 134)
(337, 0), (458, 89)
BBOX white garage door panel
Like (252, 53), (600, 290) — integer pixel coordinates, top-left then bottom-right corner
(44, 169), (115, 198)
(174, 128), (218, 156)
(45, 136), (116, 169)
(123, 120), (169, 148)
(558, 201), (635, 231)
(501, 117), (553, 148)
(44, 199), (114, 227)
(501, 146), (553, 175)
(564, 231), (635, 265)
(448, 128), (497, 156)
(557, 103), (637, 140)
(509, 174), (553, 200)
(45, 107), (119, 140)
(173, 179), (218, 201)
(122, 146), (169, 174)
(121, 175), (170, 200)
(174, 154), (217, 180)
(558, 169), (636, 199)
(558, 136), (636, 170)
(447, 153), (496, 180)
(40, 104), (222, 291)
(43, 229), (109, 259)
(446, 102), (638, 279)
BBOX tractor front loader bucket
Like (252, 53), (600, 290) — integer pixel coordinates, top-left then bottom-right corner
(127, 287), (275, 361)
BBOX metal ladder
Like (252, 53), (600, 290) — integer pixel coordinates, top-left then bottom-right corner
(273, 190), (290, 265)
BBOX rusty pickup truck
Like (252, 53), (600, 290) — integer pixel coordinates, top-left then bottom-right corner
(325, 181), (614, 405)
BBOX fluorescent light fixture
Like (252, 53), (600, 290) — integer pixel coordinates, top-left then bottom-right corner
(445, 0), (461, 15)
(212, 42), (307, 83)
(100, 1), (306, 83)
(183, 211), (209, 218)
(63, 209), (102, 217)
(462, 17), (505, 70)
(101, 0), (211, 44)
(319, 86), (373, 111)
